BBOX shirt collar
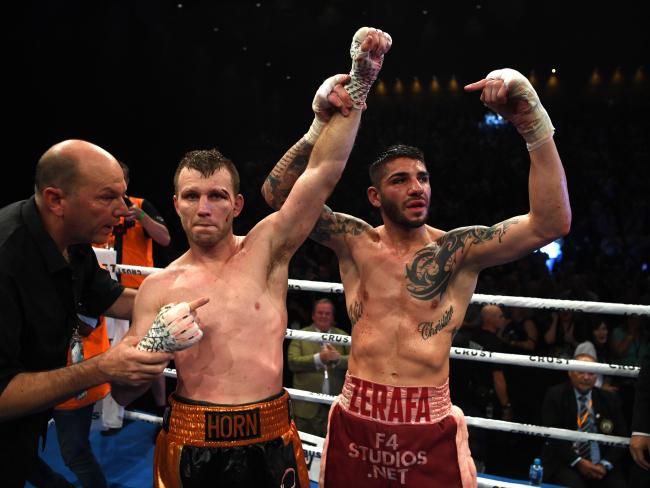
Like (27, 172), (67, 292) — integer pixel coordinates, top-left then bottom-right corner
(22, 195), (69, 273)
(573, 388), (592, 403)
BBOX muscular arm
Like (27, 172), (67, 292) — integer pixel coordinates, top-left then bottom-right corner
(0, 335), (171, 421)
(461, 140), (571, 271)
(266, 110), (365, 257)
(462, 70), (571, 272)
(109, 276), (166, 405)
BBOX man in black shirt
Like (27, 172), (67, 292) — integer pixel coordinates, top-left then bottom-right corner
(0, 139), (173, 486)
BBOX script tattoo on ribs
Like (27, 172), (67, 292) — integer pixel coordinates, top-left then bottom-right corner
(417, 305), (454, 340)
(405, 218), (519, 301)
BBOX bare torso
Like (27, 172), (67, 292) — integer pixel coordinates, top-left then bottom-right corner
(145, 233), (289, 404)
(341, 225), (478, 387)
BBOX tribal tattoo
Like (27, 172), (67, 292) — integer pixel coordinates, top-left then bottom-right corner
(347, 300), (363, 327)
(417, 306), (454, 340)
(405, 218), (519, 301)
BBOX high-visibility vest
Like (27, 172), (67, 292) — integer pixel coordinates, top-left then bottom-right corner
(56, 317), (111, 410)
(106, 196), (153, 289)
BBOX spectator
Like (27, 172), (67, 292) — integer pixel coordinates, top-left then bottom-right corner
(288, 299), (350, 437)
(575, 317), (617, 391)
(541, 353), (628, 487)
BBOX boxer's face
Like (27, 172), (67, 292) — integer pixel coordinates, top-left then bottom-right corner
(369, 158), (430, 228)
(174, 167), (243, 248)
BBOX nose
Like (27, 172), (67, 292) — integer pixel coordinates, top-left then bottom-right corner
(408, 178), (424, 195)
(115, 197), (129, 217)
(197, 195), (211, 215)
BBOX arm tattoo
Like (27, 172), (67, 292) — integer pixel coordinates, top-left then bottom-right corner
(265, 140), (311, 207)
(417, 306), (454, 340)
(347, 300), (363, 327)
(405, 218), (520, 301)
(311, 206), (371, 242)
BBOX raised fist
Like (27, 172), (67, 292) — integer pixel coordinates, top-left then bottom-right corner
(465, 68), (554, 151)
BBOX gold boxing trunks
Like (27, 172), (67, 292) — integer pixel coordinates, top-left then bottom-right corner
(154, 390), (309, 488)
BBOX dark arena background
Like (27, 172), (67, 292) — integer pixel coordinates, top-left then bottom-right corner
(6, 1), (649, 486)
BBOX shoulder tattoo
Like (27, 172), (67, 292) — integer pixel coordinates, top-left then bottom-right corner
(405, 218), (519, 301)
(311, 206), (371, 242)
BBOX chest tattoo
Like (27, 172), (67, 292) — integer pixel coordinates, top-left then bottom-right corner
(404, 219), (519, 302)
(405, 235), (461, 301)
(417, 306), (454, 340)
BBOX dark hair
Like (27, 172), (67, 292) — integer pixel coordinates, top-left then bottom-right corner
(369, 144), (426, 187)
(34, 151), (79, 194)
(174, 148), (240, 194)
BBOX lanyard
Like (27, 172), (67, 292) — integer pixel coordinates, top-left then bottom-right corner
(577, 398), (592, 429)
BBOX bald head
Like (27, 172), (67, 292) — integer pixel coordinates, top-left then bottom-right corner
(480, 304), (505, 332)
(35, 140), (120, 196)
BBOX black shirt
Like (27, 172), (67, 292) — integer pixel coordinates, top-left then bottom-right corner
(0, 197), (123, 474)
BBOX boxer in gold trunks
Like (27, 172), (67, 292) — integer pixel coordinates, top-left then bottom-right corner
(111, 27), (391, 487)
(263, 66), (571, 486)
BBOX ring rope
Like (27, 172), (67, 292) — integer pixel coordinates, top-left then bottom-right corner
(127, 387), (630, 449)
(284, 329), (640, 377)
(111, 264), (650, 316)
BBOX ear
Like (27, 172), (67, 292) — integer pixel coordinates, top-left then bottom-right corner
(233, 194), (244, 217)
(42, 187), (66, 217)
(367, 186), (381, 209)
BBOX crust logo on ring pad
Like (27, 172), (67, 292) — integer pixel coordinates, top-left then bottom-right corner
(204, 408), (261, 441)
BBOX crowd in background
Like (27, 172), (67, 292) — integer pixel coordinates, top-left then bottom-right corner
(145, 91), (650, 481)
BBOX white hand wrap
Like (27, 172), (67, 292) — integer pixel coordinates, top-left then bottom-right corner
(137, 302), (203, 352)
(304, 74), (350, 145)
(486, 68), (555, 151)
(346, 27), (392, 109)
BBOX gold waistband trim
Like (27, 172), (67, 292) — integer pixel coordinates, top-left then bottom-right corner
(165, 391), (291, 447)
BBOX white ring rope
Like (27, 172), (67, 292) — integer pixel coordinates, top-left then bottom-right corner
(285, 329), (640, 377)
(115, 262), (636, 457)
(126, 386), (631, 450)
(112, 264), (650, 316)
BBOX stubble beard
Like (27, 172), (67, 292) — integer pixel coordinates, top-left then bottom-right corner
(381, 198), (428, 229)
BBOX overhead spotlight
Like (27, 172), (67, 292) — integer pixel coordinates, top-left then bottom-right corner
(448, 75), (459, 92)
(394, 78), (404, 94)
(611, 67), (623, 84)
(551, 68), (557, 74)
(177, 3), (183, 8)
(589, 68), (601, 85)
(412, 77), (422, 94)
(375, 80), (386, 95)
(430, 76), (440, 92)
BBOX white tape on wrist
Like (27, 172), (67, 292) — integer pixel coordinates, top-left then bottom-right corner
(137, 302), (203, 352)
(486, 68), (555, 151)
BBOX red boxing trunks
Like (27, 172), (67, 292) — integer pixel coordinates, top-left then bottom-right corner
(154, 390), (309, 488)
(320, 373), (477, 487)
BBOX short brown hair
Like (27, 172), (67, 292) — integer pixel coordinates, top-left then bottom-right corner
(174, 148), (240, 194)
